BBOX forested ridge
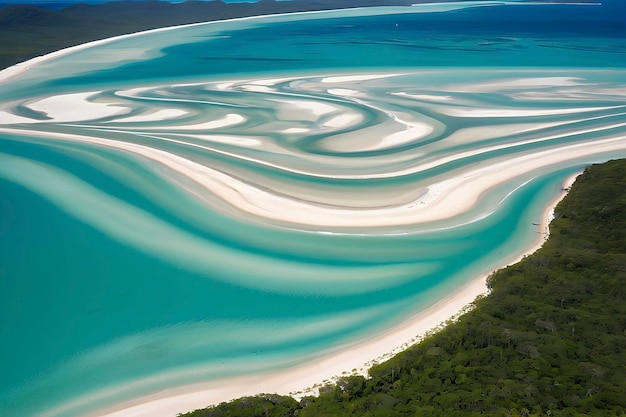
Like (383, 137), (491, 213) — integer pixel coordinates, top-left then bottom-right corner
(181, 158), (626, 416)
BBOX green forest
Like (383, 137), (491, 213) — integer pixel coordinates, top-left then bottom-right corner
(181, 158), (626, 416)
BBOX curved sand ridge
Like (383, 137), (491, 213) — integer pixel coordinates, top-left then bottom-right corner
(2, 72), (625, 233)
(2, 69), (625, 417)
(1, 3), (625, 417)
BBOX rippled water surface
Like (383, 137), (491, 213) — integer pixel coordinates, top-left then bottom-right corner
(1, 2), (625, 416)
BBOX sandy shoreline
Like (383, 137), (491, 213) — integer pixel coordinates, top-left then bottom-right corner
(1, 4), (619, 417)
(0, 1), (536, 85)
(0, 6), (391, 84)
(88, 172), (581, 417)
(3, 53), (622, 417)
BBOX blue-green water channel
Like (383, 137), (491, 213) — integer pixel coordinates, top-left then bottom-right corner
(1, 2), (625, 416)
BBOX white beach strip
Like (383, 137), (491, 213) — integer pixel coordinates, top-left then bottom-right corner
(322, 112), (363, 128)
(0, 110), (34, 124)
(0, 0), (575, 85)
(391, 92), (453, 101)
(282, 127), (311, 134)
(89, 173), (581, 417)
(102, 134), (622, 227)
(84, 280), (491, 417)
(321, 73), (403, 83)
(327, 88), (361, 97)
(113, 87), (250, 109)
(447, 76), (585, 92)
(1, 2), (501, 83)
(316, 117), (435, 153)
(275, 99), (337, 116)
(173, 134), (262, 147)
(371, 115), (626, 180)
(249, 77), (297, 86)
(378, 121), (434, 149)
(438, 104), (623, 118)
(26, 92), (129, 123)
(122, 113), (247, 130)
(108, 109), (188, 124)
(2, 126), (624, 229)
(242, 85), (274, 93)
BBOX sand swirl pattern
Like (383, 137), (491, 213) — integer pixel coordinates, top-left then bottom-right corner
(4, 71), (626, 233)
(1, 3), (625, 417)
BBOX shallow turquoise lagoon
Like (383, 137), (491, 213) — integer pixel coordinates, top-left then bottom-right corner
(1, 2), (625, 416)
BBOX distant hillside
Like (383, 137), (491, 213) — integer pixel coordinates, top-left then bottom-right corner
(181, 158), (626, 416)
(0, 3), (74, 26)
(0, 0), (421, 71)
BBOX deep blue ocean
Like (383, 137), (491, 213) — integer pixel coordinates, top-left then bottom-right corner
(1, 2), (625, 416)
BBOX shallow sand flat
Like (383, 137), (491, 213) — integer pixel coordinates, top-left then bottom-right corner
(3, 122), (622, 231)
(2, 68), (625, 415)
(1, 3), (625, 417)
(91, 172), (581, 417)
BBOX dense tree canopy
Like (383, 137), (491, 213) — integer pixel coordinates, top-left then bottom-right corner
(181, 158), (626, 417)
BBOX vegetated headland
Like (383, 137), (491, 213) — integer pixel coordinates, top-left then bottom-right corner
(181, 159), (626, 416)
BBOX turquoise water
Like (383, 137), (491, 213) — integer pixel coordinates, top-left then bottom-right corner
(1, 2), (626, 416)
